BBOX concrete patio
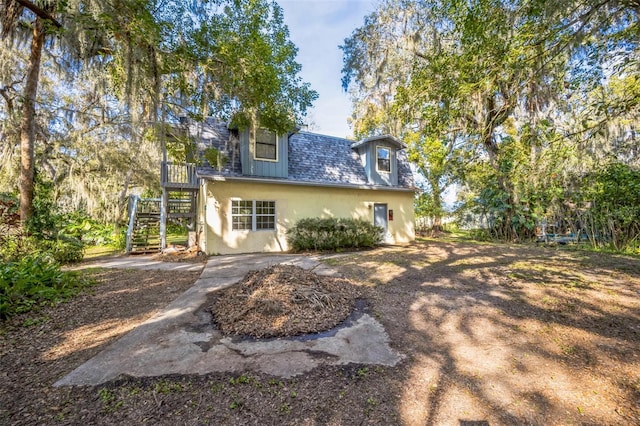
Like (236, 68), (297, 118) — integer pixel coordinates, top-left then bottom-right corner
(55, 253), (403, 386)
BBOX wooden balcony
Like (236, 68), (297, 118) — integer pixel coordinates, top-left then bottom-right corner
(161, 161), (199, 189)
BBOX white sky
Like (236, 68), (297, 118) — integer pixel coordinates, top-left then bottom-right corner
(279, 0), (376, 139)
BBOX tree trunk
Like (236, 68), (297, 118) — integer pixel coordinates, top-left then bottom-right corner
(428, 176), (444, 232)
(19, 17), (46, 224)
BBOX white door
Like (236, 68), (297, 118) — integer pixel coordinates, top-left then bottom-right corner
(374, 203), (389, 242)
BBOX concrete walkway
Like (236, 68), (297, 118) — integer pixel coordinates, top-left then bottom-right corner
(55, 254), (403, 386)
(69, 254), (205, 272)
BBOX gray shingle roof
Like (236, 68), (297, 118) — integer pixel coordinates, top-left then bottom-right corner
(396, 149), (414, 188)
(192, 119), (241, 176)
(288, 132), (369, 185)
(196, 122), (414, 190)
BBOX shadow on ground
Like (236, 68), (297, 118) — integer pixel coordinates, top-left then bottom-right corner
(328, 241), (640, 424)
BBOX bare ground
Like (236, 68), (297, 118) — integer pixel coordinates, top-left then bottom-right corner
(1, 240), (639, 425)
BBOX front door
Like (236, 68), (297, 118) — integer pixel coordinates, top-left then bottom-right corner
(374, 203), (388, 236)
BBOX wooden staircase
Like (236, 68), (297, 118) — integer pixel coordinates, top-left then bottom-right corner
(126, 198), (162, 253)
(127, 198), (162, 253)
(125, 162), (199, 254)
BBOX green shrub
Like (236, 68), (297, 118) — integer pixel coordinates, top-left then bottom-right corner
(0, 253), (91, 318)
(468, 228), (491, 241)
(24, 175), (59, 239)
(59, 211), (122, 246)
(578, 163), (640, 251)
(42, 238), (85, 264)
(286, 217), (383, 251)
(0, 230), (89, 318)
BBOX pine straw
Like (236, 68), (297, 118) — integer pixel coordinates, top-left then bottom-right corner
(209, 264), (360, 338)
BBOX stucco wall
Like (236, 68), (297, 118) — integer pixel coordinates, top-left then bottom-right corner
(200, 180), (415, 254)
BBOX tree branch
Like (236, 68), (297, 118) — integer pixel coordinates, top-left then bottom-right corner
(13, 0), (62, 28)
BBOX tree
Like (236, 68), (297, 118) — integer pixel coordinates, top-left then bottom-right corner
(341, 1), (462, 229)
(1, 0), (317, 225)
(1, 0), (59, 222)
(1, 0), (163, 224)
(164, 0), (317, 133)
(343, 0), (640, 241)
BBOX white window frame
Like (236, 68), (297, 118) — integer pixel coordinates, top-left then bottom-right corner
(376, 146), (391, 173)
(231, 200), (276, 231)
(253, 128), (278, 162)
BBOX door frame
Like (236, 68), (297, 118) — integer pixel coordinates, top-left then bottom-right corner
(373, 203), (389, 242)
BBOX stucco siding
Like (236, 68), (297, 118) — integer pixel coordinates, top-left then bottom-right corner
(202, 180), (415, 254)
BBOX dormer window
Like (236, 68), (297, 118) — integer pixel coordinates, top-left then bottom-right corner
(377, 146), (391, 173)
(255, 128), (277, 161)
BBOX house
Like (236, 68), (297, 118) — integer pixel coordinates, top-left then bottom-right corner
(181, 119), (416, 255)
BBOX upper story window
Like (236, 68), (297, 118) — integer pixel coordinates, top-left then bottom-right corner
(255, 128), (277, 161)
(377, 146), (391, 173)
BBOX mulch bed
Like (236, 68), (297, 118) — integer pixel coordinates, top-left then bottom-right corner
(209, 264), (360, 338)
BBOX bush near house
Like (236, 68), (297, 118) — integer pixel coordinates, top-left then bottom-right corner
(287, 217), (383, 251)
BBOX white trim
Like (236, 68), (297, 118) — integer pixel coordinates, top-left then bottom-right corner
(253, 129), (279, 162)
(230, 199), (276, 231)
(376, 145), (392, 174)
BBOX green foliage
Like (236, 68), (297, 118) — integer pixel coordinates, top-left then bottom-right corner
(0, 193), (89, 318)
(152, 124), (200, 164)
(25, 175), (59, 239)
(168, 0), (318, 134)
(466, 228), (491, 242)
(58, 211), (122, 247)
(287, 217), (383, 252)
(577, 163), (640, 251)
(41, 238), (85, 264)
(203, 147), (228, 170)
(2, 1), (317, 226)
(343, 0), (640, 250)
(0, 252), (91, 319)
(0, 226), (89, 318)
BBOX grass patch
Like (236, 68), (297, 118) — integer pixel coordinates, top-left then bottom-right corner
(84, 245), (123, 259)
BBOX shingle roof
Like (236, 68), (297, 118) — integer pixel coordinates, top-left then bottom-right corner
(191, 119), (241, 176)
(396, 149), (414, 188)
(288, 132), (369, 185)
(196, 122), (414, 190)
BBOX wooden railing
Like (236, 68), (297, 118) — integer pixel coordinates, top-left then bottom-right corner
(167, 199), (195, 215)
(125, 195), (140, 253)
(137, 198), (161, 215)
(161, 161), (198, 188)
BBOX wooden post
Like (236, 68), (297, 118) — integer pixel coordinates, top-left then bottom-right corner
(160, 187), (167, 250)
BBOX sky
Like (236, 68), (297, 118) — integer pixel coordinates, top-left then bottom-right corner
(279, 0), (376, 139)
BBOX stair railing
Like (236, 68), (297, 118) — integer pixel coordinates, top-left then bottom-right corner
(125, 195), (141, 254)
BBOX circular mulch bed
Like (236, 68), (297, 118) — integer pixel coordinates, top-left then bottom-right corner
(209, 264), (360, 338)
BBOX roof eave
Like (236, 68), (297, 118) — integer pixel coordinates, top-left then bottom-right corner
(198, 173), (416, 192)
(350, 135), (407, 150)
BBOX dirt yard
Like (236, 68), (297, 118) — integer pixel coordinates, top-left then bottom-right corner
(1, 240), (639, 425)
